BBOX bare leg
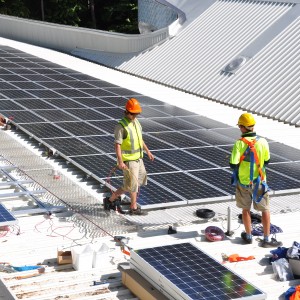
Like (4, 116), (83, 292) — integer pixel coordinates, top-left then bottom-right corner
(262, 210), (270, 237)
(242, 209), (252, 234)
(130, 191), (137, 210)
(109, 187), (125, 202)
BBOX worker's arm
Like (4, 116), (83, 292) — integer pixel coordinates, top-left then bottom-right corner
(143, 142), (154, 161)
(115, 143), (127, 169)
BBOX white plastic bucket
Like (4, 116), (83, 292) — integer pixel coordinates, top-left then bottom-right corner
(92, 243), (110, 269)
(71, 244), (93, 271)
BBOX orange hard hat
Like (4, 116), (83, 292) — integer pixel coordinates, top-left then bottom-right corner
(125, 98), (142, 113)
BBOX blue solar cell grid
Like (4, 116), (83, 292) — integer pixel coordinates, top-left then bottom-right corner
(132, 242), (266, 300)
(0, 203), (18, 226)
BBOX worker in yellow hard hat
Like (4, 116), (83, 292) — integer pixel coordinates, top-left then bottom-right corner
(230, 113), (282, 248)
(103, 98), (154, 215)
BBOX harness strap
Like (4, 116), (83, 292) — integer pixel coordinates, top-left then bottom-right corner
(231, 136), (269, 203)
(240, 137), (265, 182)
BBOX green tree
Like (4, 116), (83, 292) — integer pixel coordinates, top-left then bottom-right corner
(0, 0), (138, 33)
(95, 0), (138, 33)
(0, 0), (30, 18)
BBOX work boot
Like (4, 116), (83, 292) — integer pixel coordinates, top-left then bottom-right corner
(241, 232), (253, 244)
(103, 197), (115, 211)
(261, 238), (283, 248)
(128, 207), (148, 216)
(114, 199), (125, 214)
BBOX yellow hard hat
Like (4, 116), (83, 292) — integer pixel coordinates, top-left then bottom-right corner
(238, 113), (256, 127)
(125, 98), (142, 113)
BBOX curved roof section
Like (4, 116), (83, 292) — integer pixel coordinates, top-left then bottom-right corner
(76, 0), (299, 127)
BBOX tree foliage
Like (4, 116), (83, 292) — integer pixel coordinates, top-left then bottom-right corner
(0, 0), (138, 33)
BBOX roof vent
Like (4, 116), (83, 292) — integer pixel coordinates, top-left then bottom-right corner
(223, 56), (248, 74)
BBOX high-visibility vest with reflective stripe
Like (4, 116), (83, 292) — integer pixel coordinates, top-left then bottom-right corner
(119, 117), (143, 161)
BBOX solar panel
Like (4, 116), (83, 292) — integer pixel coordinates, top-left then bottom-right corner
(0, 74), (28, 81)
(131, 242), (266, 300)
(190, 169), (234, 195)
(0, 100), (23, 110)
(65, 108), (109, 121)
(22, 74), (52, 81)
(186, 147), (231, 168)
(268, 162), (300, 182)
(269, 142), (300, 162)
(84, 80), (117, 88)
(51, 88), (90, 98)
(95, 96), (127, 107)
(80, 135), (115, 153)
(180, 116), (231, 129)
(154, 149), (216, 171)
(143, 156), (179, 174)
(70, 154), (117, 179)
(187, 130), (235, 146)
(143, 135), (176, 150)
(42, 137), (101, 156)
(139, 119), (172, 133)
(15, 99), (55, 110)
(139, 106), (170, 118)
(89, 120), (117, 134)
(34, 109), (78, 122)
(149, 172), (228, 201)
(149, 132), (208, 148)
(152, 117), (201, 130)
(38, 81), (71, 89)
(19, 123), (71, 138)
(46, 98), (85, 108)
(0, 82), (18, 89)
(135, 180), (185, 207)
(94, 107), (125, 119)
(9, 81), (44, 89)
(0, 89), (35, 99)
(1, 110), (45, 123)
(56, 122), (106, 136)
(104, 87), (142, 96)
(267, 169), (300, 192)
(127, 95), (164, 106)
(26, 89), (62, 98)
(152, 105), (197, 117)
(0, 203), (18, 226)
(70, 97), (114, 108)
(77, 88), (115, 97)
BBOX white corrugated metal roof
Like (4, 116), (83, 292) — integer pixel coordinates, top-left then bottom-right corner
(75, 0), (299, 127)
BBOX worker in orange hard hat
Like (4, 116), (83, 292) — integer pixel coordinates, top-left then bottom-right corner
(103, 98), (154, 216)
(230, 112), (282, 248)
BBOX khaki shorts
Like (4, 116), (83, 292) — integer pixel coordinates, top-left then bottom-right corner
(122, 159), (147, 193)
(235, 183), (270, 211)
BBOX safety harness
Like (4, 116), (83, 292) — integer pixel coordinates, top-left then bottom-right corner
(232, 136), (269, 203)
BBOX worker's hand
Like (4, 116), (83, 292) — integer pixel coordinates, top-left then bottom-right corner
(117, 162), (127, 170)
(147, 151), (154, 161)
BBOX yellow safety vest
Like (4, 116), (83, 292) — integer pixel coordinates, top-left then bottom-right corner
(119, 117), (143, 161)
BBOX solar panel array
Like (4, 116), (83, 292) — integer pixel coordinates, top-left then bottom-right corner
(131, 242), (266, 300)
(1, 45), (300, 208)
